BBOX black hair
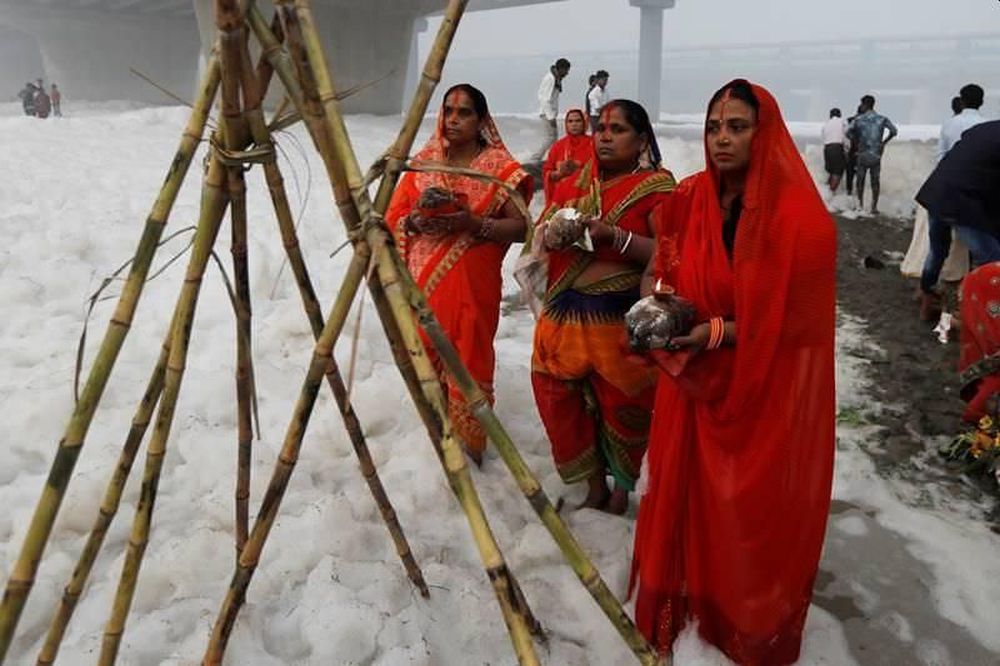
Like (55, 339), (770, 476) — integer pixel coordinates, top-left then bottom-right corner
(959, 83), (984, 110)
(708, 79), (760, 116)
(829, 108), (841, 118)
(604, 98), (662, 167)
(588, 74), (597, 86)
(555, 58), (571, 70)
(860, 94), (875, 109)
(595, 69), (609, 79)
(951, 96), (963, 115)
(442, 83), (489, 119)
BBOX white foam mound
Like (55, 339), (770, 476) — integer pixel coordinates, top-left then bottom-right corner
(0, 105), (995, 664)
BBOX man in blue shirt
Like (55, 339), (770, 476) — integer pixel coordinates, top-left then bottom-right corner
(847, 94), (898, 214)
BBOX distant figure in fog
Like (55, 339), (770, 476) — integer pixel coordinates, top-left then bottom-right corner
(530, 58), (571, 162)
(820, 107), (848, 193)
(587, 70), (610, 131)
(847, 94), (897, 214)
(34, 87), (51, 119)
(51, 84), (62, 117)
(584, 73), (597, 119)
(18, 83), (36, 116)
(844, 103), (863, 196)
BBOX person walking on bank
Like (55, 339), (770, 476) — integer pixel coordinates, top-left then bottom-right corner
(530, 58), (571, 162)
(917, 84), (986, 321)
(587, 70), (610, 131)
(847, 94), (897, 215)
(821, 107), (849, 193)
(51, 83), (62, 117)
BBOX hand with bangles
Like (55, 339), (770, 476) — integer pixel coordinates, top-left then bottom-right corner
(404, 208), (476, 237)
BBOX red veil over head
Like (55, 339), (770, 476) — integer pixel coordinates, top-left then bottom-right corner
(633, 80), (837, 664)
(541, 108), (596, 204)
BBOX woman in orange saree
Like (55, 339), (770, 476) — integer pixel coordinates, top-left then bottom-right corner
(630, 80), (836, 664)
(531, 99), (676, 514)
(385, 84), (533, 464)
(541, 108), (596, 206)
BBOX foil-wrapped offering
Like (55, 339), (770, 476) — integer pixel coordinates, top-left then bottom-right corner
(545, 208), (593, 251)
(625, 294), (696, 352)
(417, 186), (465, 215)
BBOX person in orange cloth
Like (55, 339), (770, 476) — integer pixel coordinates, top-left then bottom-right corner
(541, 108), (595, 207)
(630, 79), (836, 664)
(531, 99), (676, 514)
(385, 83), (533, 465)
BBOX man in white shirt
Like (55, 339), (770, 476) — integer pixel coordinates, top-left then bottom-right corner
(587, 70), (609, 132)
(920, 83), (987, 321)
(820, 107), (849, 193)
(530, 58), (571, 162)
(938, 83), (985, 162)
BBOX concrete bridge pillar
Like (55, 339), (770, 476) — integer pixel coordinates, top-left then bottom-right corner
(193, 1), (415, 115)
(630, 0), (675, 121)
(403, 17), (429, 111)
(0, 7), (198, 104)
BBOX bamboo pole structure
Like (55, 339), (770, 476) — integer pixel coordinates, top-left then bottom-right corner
(36, 318), (173, 666)
(290, 2), (663, 663)
(237, 34), (428, 597)
(0, 54), (223, 664)
(202, 244), (371, 665)
(287, 2), (543, 663)
(97, 130), (232, 666)
(385, 243), (666, 666)
(217, 0), (255, 559)
(248, 3), (445, 448)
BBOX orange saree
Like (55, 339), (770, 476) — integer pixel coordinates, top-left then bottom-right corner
(386, 113), (533, 455)
(631, 81), (837, 664)
(531, 169), (675, 489)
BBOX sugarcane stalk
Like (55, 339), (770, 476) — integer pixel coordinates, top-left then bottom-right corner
(36, 315), (175, 666)
(369, 233), (539, 665)
(238, 34), (428, 598)
(216, 0), (254, 560)
(287, 2), (541, 662)
(252, 3), (445, 449)
(383, 241), (666, 665)
(97, 128), (232, 665)
(202, 244), (371, 665)
(0, 54), (222, 664)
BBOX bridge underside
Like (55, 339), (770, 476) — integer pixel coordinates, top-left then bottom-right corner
(0, 0), (573, 112)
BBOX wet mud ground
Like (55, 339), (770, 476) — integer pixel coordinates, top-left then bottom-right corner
(816, 213), (999, 665)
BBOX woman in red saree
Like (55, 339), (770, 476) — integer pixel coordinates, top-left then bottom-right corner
(631, 80), (836, 664)
(959, 263), (1000, 422)
(386, 84), (533, 464)
(531, 99), (676, 514)
(541, 108), (596, 206)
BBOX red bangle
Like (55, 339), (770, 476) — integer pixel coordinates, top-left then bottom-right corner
(706, 317), (725, 350)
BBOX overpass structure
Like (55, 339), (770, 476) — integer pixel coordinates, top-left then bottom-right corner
(0, 0), (678, 117)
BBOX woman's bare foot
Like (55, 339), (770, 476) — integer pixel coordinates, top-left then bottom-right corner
(604, 486), (629, 515)
(578, 473), (609, 510)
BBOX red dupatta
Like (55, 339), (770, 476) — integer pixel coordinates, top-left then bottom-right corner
(632, 81), (837, 664)
(541, 109), (596, 205)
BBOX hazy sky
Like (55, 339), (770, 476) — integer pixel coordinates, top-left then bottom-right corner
(422, 0), (1000, 58)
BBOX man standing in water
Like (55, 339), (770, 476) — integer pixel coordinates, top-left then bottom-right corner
(530, 58), (571, 162)
(847, 94), (897, 215)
